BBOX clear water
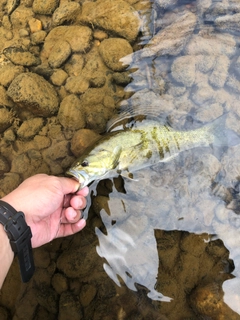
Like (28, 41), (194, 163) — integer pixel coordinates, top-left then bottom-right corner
(2, 0), (240, 319)
(82, 1), (240, 318)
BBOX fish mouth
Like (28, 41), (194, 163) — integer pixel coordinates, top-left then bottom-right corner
(66, 168), (89, 189)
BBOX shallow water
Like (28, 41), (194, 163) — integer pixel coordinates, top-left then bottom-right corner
(1, 0), (240, 319)
(82, 1), (240, 318)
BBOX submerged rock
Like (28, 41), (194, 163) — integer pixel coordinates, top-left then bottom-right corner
(42, 26), (92, 57)
(52, 1), (81, 26)
(80, 0), (140, 42)
(99, 38), (133, 71)
(32, 0), (59, 15)
(3, 46), (41, 66)
(7, 72), (59, 117)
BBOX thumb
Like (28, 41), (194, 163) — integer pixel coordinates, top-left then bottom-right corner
(59, 177), (80, 195)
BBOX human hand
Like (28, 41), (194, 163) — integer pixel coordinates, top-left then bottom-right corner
(2, 174), (88, 248)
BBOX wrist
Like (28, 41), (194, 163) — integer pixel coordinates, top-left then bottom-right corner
(0, 200), (35, 284)
(0, 223), (14, 288)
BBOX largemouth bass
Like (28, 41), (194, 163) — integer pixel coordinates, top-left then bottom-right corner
(67, 113), (237, 189)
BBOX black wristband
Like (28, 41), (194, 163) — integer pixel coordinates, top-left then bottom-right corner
(0, 200), (35, 282)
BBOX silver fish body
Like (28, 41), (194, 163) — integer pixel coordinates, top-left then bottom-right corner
(67, 115), (234, 189)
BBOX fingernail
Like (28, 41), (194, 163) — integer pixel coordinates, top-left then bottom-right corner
(71, 211), (77, 219)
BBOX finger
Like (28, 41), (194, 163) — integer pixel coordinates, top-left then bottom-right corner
(70, 195), (87, 210)
(63, 194), (71, 208)
(75, 186), (89, 197)
(61, 207), (82, 223)
(56, 219), (86, 238)
(59, 177), (80, 194)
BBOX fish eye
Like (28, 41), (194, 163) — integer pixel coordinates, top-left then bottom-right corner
(81, 160), (89, 167)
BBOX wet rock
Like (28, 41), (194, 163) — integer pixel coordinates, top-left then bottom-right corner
(30, 30), (47, 44)
(112, 72), (132, 85)
(11, 150), (50, 178)
(215, 12), (240, 31)
(209, 55), (230, 88)
(34, 248), (51, 269)
(80, 0), (140, 42)
(0, 173), (21, 196)
(64, 54), (84, 77)
(2, 15), (12, 30)
(31, 306), (55, 320)
(17, 117), (44, 140)
(57, 94), (85, 130)
(6, 0), (19, 15)
(43, 26), (92, 57)
(195, 103), (223, 122)
(196, 54), (215, 73)
(43, 140), (69, 162)
(156, 0), (178, 8)
(85, 104), (112, 133)
(48, 40), (71, 68)
(3, 47), (41, 67)
(180, 233), (208, 257)
(79, 284), (97, 307)
(19, 28), (29, 37)
(7, 72), (59, 117)
(70, 129), (100, 157)
(171, 55), (196, 87)
(89, 74), (106, 88)
(139, 11), (197, 59)
(226, 75), (240, 94)
(31, 63), (54, 78)
(0, 108), (14, 132)
(185, 32), (236, 58)
(104, 96), (115, 110)
(32, 0), (59, 15)
(50, 69), (68, 86)
(58, 291), (83, 320)
(33, 135), (51, 150)
(93, 30), (108, 41)
(65, 76), (89, 95)
(0, 155), (10, 175)
(0, 306), (9, 320)
(33, 268), (52, 289)
(10, 5), (34, 29)
(28, 18), (42, 33)
(57, 246), (97, 278)
(36, 284), (58, 314)
(0, 85), (14, 107)
(81, 48), (107, 78)
(196, 0), (212, 16)
(3, 127), (15, 143)
(51, 273), (68, 295)
(99, 38), (133, 72)
(52, 1), (81, 26)
(191, 82), (216, 106)
(189, 282), (240, 319)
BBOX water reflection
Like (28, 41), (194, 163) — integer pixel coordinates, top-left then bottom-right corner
(84, 140), (240, 315)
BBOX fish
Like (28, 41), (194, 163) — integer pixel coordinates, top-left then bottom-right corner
(66, 110), (239, 189)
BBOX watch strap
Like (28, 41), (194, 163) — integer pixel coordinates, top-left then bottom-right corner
(0, 200), (35, 282)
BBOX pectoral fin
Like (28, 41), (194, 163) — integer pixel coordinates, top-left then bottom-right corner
(118, 142), (154, 173)
(111, 146), (122, 168)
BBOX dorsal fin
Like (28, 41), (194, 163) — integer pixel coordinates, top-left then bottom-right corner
(106, 105), (164, 132)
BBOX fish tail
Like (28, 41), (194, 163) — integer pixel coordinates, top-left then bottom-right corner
(205, 113), (240, 147)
